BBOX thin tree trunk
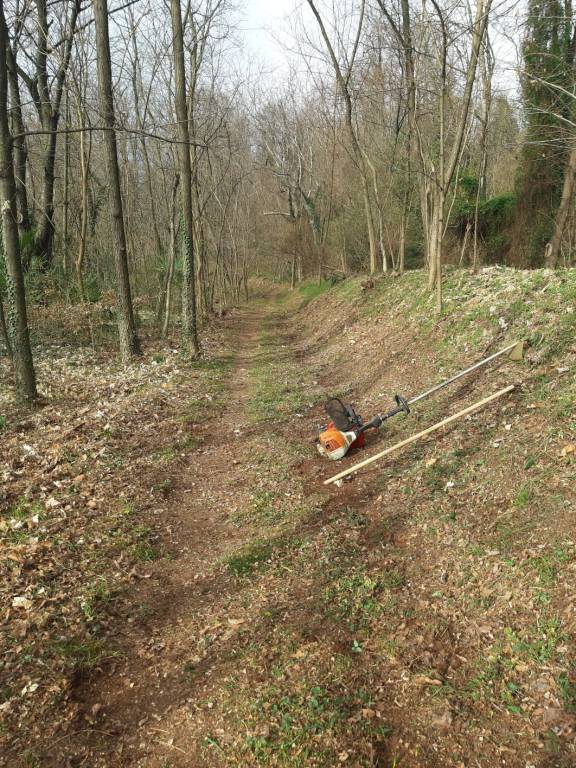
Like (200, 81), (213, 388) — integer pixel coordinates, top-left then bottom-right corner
(76, 102), (91, 303)
(460, 221), (472, 266)
(32, 0), (80, 270)
(6, 51), (30, 241)
(399, 202), (407, 274)
(0, 2), (36, 400)
(243, 261), (249, 302)
(436, 62), (446, 314)
(170, 0), (199, 357)
(157, 174), (179, 330)
(377, 0), (425, 266)
(365, 151), (387, 272)
(306, 0), (378, 274)
(94, 0), (141, 360)
(473, 39), (494, 270)
(427, 0), (491, 312)
(546, 144), (576, 268)
(361, 176), (378, 273)
(62, 87), (70, 276)
(162, 175), (179, 338)
(191, 138), (208, 321)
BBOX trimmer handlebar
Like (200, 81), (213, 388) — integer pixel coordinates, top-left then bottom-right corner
(358, 394), (410, 434)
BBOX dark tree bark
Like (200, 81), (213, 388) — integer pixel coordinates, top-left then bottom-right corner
(11, 0), (80, 269)
(94, 0), (141, 360)
(170, 0), (199, 357)
(6, 50), (30, 241)
(36, 0), (79, 268)
(0, 0), (36, 400)
(161, 174), (180, 338)
(546, 144), (576, 268)
(0, 294), (12, 358)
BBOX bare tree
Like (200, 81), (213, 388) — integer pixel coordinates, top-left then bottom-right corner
(94, 0), (141, 360)
(12, 0), (81, 268)
(161, 173), (180, 338)
(0, 0), (36, 400)
(306, 0), (380, 274)
(171, 0), (200, 356)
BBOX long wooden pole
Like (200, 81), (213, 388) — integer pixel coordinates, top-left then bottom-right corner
(324, 385), (515, 486)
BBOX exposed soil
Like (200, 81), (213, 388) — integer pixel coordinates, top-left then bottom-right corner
(2, 271), (576, 768)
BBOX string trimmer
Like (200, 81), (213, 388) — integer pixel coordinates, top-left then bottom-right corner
(317, 340), (524, 460)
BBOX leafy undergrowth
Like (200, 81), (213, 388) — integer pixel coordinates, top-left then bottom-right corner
(0, 314), (233, 763)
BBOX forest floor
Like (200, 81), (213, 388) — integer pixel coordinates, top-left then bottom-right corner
(1, 268), (576, 768)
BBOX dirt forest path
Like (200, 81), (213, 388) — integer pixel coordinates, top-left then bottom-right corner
(39, 278), (576, 768)
(66, 291), (325, 767)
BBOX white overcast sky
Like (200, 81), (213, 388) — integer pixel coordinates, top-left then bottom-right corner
(238, 0), (301, 73)
(236, 0), (520, 95)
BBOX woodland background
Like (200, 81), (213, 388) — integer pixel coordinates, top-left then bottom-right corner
(1, 0), (576, 401)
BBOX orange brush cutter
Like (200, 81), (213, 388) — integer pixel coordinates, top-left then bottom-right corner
(316, 341), (524, 461)
(317, 395), (409, 460)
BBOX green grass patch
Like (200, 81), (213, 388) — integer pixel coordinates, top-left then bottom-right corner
(51, 637), (119, 671)
(492, 517), (537, 553)
(132, 542), (159, 562)
(558, 671), (576, 713)
(504, 616), (563, 663)
(324, 571), (383, 631)
(2, 497), (43, 520)
(80, 577), (114, 623)
(514, 483), (533, 508)
(251, 490), (281, 523)
(525, 546), (573, 586)
(323, 566), (404, 632)
(130, 525), (160, 562)
(247, 320), (320, 422)
(226, 540), (276, 576)
(191, 355), (234, 372)
(235, 683), (390, 765)
(297, 279), (333, 306)
(225, 535), (298, 577)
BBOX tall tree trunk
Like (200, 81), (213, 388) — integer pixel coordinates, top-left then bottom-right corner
(76, 101), (91, 303)
(0, 2), (36, 400)
(161, 175), (179, 338)
(94, 0), (141, 360)
(34, 133), (57, 269)
(545, 144), (576, 268)
(366, 153), (387, 272)
(473, 39), (494, 269)
(426, 0), (491, 312)
(170, 0), (199, 357)
(62, 87), (70, 277)
(32, 0), (80, 270)
(6, 52), (30, 241)
(377, 0), (425, 266)
(361, 178), (378, 273)
(399, 199), (408, 274)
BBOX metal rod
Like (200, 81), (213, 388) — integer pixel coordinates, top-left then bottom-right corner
(325, 385), (515, 486)
(408, 341), (521, 405)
